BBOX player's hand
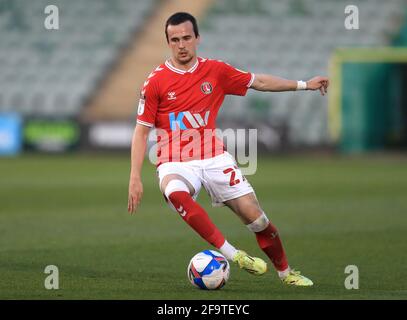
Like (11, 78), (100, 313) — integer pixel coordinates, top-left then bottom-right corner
(128, 178), (143, 214)
(306, 76), (329, 96)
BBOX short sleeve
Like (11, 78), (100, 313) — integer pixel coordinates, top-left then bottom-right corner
(219, 61), (255, 96)
(136, 79), (159, 127)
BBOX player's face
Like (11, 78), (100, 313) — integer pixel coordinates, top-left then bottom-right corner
(167, 21), (200, 65)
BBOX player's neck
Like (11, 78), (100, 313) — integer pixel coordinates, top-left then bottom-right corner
(169, 57), (198, 72)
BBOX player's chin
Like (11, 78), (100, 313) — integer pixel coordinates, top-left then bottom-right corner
(178, 53), (192, 63)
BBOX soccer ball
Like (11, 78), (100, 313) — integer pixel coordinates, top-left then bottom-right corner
(187, 250), (230, 290)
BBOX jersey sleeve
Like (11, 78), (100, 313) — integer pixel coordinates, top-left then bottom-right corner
(136, 78), (159, 127)
(219, 61), (255, 96)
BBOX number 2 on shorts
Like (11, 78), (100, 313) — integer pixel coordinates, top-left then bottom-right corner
(223, 167), (241, 186)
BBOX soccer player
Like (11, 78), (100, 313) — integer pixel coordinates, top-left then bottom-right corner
(128, 12), (329, 286)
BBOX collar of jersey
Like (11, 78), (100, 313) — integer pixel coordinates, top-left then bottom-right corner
(165, 58), (199, 75)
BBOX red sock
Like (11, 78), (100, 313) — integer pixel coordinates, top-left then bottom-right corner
(168, 191), (225, 249)
(255, 222), (289, 271)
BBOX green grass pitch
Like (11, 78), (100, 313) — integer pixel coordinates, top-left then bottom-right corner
(1, 153), (407, 299)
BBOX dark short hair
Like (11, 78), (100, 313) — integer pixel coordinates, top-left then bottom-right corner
(165, 12), (199, 43)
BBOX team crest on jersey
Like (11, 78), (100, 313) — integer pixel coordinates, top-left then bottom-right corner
(201, 82), (213, 95)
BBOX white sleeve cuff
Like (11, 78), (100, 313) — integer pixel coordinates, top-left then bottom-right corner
(247, 73), (255, 88)
(137, 120), (154, 127)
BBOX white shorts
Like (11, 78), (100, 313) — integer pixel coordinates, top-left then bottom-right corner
(157, 152), (254, 207)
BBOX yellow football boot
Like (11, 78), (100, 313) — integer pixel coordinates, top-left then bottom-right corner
(281, 269), (313, 286)
(233, 250), (267, 275)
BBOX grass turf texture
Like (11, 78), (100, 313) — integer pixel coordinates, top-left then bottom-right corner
(1, 153), (406, 299)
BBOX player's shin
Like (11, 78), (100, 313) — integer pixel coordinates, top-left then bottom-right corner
(247, 212), (289, 272)
(167, 190), (226, 249)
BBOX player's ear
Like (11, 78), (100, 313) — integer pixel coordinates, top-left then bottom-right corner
(196, 35), (201, 45)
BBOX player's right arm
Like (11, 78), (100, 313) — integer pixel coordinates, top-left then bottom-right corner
(128, 123), (151, 214)
(128, 67), (160, 214)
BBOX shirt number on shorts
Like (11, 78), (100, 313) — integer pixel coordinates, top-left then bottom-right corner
(223, 167), (241, 186)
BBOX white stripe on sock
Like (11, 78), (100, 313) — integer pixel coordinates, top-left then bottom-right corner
(278, 267), (291, 279)
(219, 240), (238, 260)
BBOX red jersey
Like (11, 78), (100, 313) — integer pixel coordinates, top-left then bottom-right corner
(136, 57), (254, 166)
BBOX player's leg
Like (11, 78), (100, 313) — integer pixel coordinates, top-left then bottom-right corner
(224, 193), (289, 272)
(224, 193), (313, 286)
(159, 172), (237, 259)
(199, 153), (267, 275)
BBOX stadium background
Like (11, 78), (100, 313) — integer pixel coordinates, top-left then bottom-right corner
(1, 0), (406, 299)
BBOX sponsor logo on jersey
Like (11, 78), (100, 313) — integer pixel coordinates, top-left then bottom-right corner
(167, 91), (177, 100)
(201, 82), (213, 95)
(169, 111), (210, 131)
(137, 98), (145, 115)
(140, 90), (146, 100)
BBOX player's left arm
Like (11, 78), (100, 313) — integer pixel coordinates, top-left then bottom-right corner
(250, 74), (329, 96)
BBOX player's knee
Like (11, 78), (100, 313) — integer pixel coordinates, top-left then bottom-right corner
(246, 212), (270, 232)
(164, 179), (190, 199)
(164, 180), (190, 211)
